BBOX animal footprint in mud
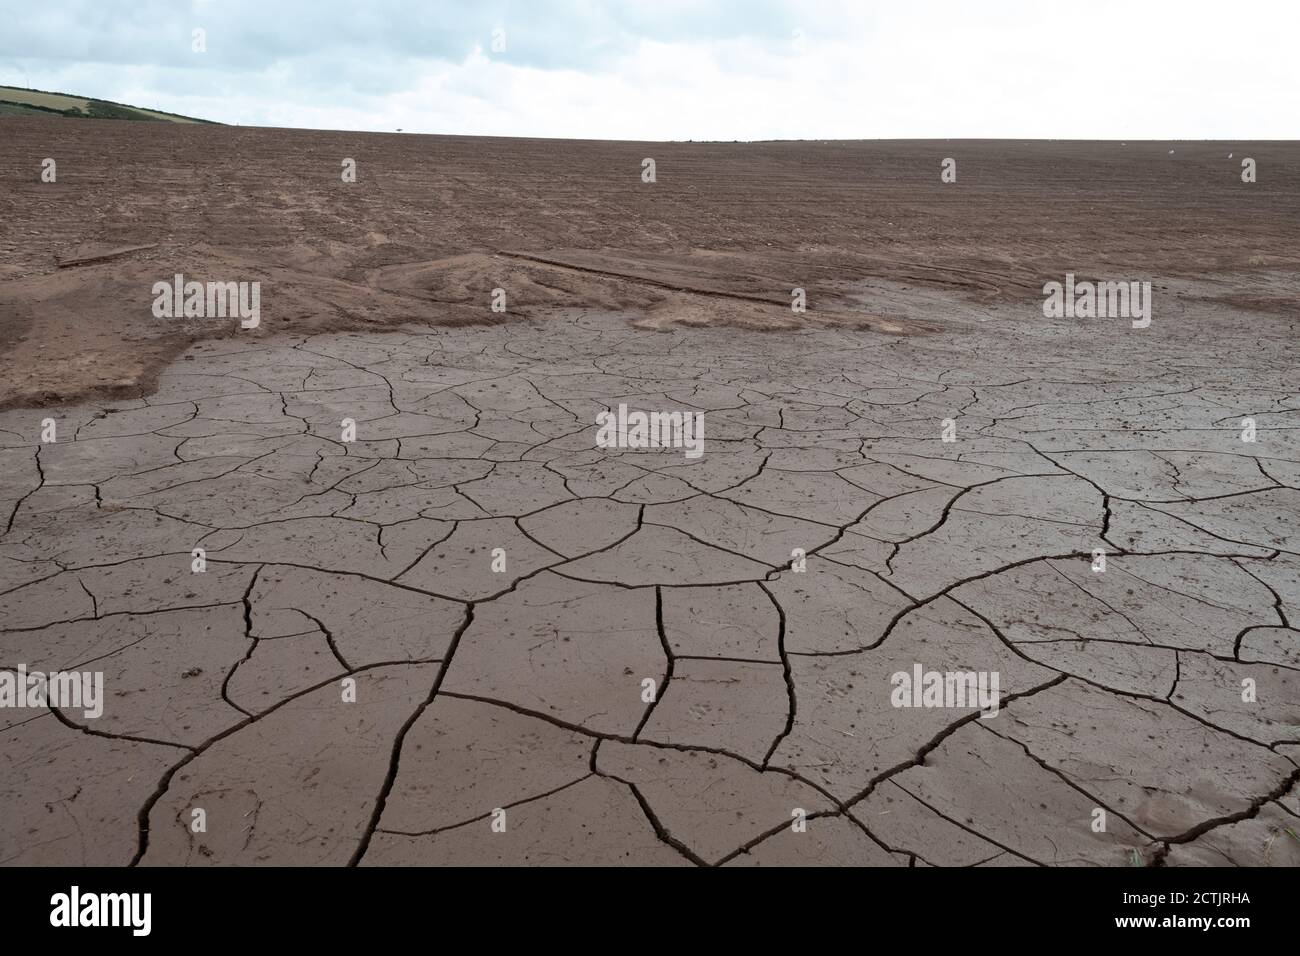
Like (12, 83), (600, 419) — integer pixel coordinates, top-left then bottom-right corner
(688, 702), (713, 721)
(821, 677), (853, 699)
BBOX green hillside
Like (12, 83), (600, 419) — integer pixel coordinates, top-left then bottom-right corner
(0, 86), (214, 123)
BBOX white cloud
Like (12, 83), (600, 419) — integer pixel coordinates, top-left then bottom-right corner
(1, 0), (1296, 138)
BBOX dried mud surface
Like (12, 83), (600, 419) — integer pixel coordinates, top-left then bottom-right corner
(2, 298), (1298, 866)
(1, 119), (1298, 866)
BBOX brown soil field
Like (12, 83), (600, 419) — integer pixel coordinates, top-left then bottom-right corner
(2, 117), (1297, 409)
(2, 117), (1299, 868)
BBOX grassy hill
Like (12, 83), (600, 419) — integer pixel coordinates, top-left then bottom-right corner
(0, 85), (214, 123)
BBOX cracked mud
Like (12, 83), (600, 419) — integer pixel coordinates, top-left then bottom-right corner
(3, 288), (1298, 867)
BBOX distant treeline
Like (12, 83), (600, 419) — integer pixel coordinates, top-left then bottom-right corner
(0, 86), (216, 123)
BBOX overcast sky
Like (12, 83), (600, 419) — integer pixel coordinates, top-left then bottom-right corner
(1, 0), (1296, 139)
